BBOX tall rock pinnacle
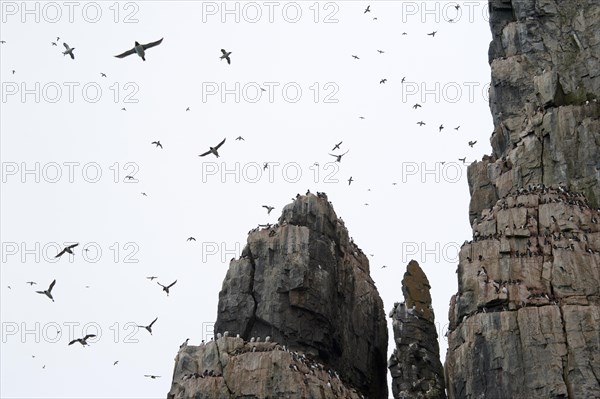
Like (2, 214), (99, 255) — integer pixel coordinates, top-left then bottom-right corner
(389, 260), (446, 399)
(179, 192), (388, 398)
(445, 1), (600, 398)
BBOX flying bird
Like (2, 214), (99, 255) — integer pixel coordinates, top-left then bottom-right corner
(380, 78), (387, 84)
(235, 136), (245, 141)
(56, 243), (79, 258)
(113, 361), (119, 366)
(157, 280), (177, 296)
(141, 192), (148, 196)
(186, 107), (190, 111)
(51, 42), (57, 46)
(26, 281), (37, 286)
(377, 49), (385, 54)
(329, 150), (349, 162)
(0, 40), (6, 44)
(114, 38), (163, 61)
(348, 176), (353, 186)
(187, 237), (196, 241)
(459, 157), (466, 163)
(364, 5), (371, 13)
(220, 49), (232, 64)
(417, 121), (426, 126)
(35, 280), (56, 302)
(62, 42), (75, 59)
(439, 124), (444, 132)
(262, 205), (275, 214)
(352, 55), (360, 59)
(100, 72), (107, 77)
(68, 334), (96, 346)
(428, 31), (438, 37)
(454, 126), (461, 130)
(137, 317), (158, 334)
(359, 116), (365, 119)
(468, 140), (477, 147)
(413, 103), (422, 109)
(146, 276), (158, 281)
(331, 141), (343, 151)
(121, 107), (126, 111)
(199, 138), (226, 158)
(144, 375), (161, 379)
(151, 141), (163, 149)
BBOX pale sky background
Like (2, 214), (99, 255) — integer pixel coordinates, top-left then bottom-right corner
(0, 1), (493, 398)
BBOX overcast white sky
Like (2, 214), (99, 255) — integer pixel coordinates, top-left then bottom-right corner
(0, 1), (493, 398)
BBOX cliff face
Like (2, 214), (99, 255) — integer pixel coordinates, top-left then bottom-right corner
(445, 0), (600, 398)
(171, 193), (388, 398)
(469, 0), (600, 224)
(388, 261), (446, 399)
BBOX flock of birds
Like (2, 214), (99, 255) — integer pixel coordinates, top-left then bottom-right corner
(1, 1), (490, 393)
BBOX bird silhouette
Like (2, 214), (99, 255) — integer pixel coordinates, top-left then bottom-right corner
(100, 72), (107, 77)
(187, 237), (196, 241)
(36, 280), (56, 302)
(413, 103), (422, 109)
(417, 121), (426, 126)
(151, 141), (163, 149)
(115, 38), (163, 61)
(428, 31), (437, 37)
(26, 281), (37, 286)
(146, 276), (158, 281)
(68, 334), (96, 346)
(199, 138), (226, 158)
(56, 243), (78, 258)
(352, 55), (360, 59)
(157, 280), (177, 296)
(144, 375), (161, 379)
(137, 317), (158, 335)
(348, 176), (353, 186)
(364, 5), (370, 13)
(439, 124), (445, 132)
(62, 42), (75, 59)
(262, 205), (275, 214)
(380, 78), (387, 84)
(235, 136), (245, 141)
(331, 141), (343, 151)
(329, 150), (349, 162)
(468, 140), (477, 147)
(220, 49), (232, 64)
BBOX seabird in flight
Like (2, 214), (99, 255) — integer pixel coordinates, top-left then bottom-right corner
(141, 192), (148, 196)
(100, 72), (107, 77)
(262, 205), (275, 215)
(417, 121), (426, 126)
(68, 334), (96, 346)
(26, 281), (37, 286)
(352, 55), (360, 59)
(235, 136), (245, 141)
(413, 103), (422, 109)
(348, 176), (353, 186)
(187, 237), (196, 241)
(146, 276), (158, 281)
(454, 126), (461, 130)
(113, 361), (119, 366)
(377, 49), (385, 54)
(151, 141), (163, 149)
(36, 280), (56, 302)
(468, 140), (477, 147)
(427, 31), (437, 37)
(157, 280), (177, 296)
(459, 157), (466, 163)
(199, 138), (226, 158)
(220, 49), (232, 64)
(51, 42), (57, 46)
(115, 38), (163, 61)
(145, 375), (161, 379)
(332, 141), (343, 151)
(62, 42), (75, 59)
(439, 124), (444, 132)
(364, 5), (371, 13)
(329, 150), (349, 162)
(380, 78), (387, 84)
(137, 317), (158, 335)
(56, 243), (79, 258)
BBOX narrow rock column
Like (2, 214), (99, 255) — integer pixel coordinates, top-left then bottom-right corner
(389, 260), (446, 399)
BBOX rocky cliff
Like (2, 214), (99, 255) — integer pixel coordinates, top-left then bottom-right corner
(168, 193), (388, 398)
(388, 261), (446, 399)
(445, 0), (600, 398)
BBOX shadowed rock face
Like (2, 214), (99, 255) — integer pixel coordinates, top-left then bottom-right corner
(445, 1), (600, 397)
(469, 0), (600, 224)
(213, 193), (388, 398)
(389, 261), (446, 399)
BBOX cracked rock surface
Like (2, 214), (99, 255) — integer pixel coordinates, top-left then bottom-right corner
(211, 193), (387, 398)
